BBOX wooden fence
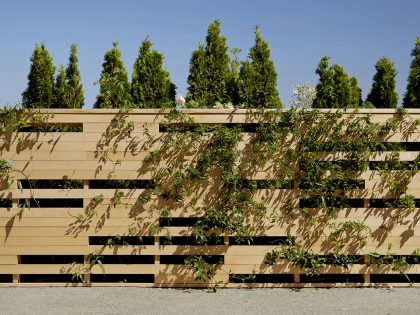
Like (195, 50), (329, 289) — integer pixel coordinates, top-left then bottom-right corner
(1, 108), (420, 287)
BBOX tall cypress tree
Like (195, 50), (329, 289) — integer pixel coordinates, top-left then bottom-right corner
(94, 42), (132, 108)
(131, 38), (175, 108)
(22, 43), (56, 108)
(53, 65), (68, 108)
(238, 26), (281, 108)
(312, 56), (333, 108)
(366, 57), (398, 108)
(66, 44), (84, 108)
(403, 38), (420, 108)
(312, 56), (360, 108)
(186, 20), (230, 107)
(205, 20), (230, 106)
(331, 64), (350, 108)
(227, 48), (241, 106)
(186, 43), (207, 106)
(349, 76), (363, 108)
(237, 60), (255, 107)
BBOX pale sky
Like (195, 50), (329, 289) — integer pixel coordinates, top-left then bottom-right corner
(0, 0), (418, 107)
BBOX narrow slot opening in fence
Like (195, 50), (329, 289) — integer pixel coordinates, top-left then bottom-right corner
(298, 142), (420, 152)
(299, 198), (365, 208)
(370, 199), (420, 208)
(18, 198), (84, 208)
(90, 255), (155, 264)
(369, 274), (420, 283)
(299, 179), (365, 190)
(229, 274), (295, 283)
(90, 274), (154, 283)
(160, 255), (224, 265)
(0, 199), (12, 208)
(159, 236), (224, 246)
(20, 255), (84, 264)
(19, 179), (84, 189)
(89, 180), (154, 189)
(0, 274), (13, 283)
(89, 236), (155, 246)
(18, 123), (83, 132)
(229, 236), (289, 245)
(321, 255), (365, 265)
(300, 274), (364, 283)
(159, 123), (260, 133)
(19, 274), (77, 283)
(159, 217), (199, 227)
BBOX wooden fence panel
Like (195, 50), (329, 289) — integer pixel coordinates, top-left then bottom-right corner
(2, 108), (420, 287)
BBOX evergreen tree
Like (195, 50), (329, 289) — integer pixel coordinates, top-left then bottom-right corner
(131, 38), (175, 108)
(94, 42), (131, 108)
(331, 64), (351, 107)
(403, 38), (420, 108)
(227, 48), (241, 106)
(312, 56), (361, 108)
(66, 44), (84, 108)
(237, 60), (255, 107)
(312, 56), (333, 108)
(186, 43), (207, 106)
(22, 43), (56, 108)
(205, 20), (230, 106)
(366, 57), (398, 108)
(238, 27), (281, 108)
(53, 65), (68, 107)
(186, 20), (230, 107)
(348, 76), (363, 108)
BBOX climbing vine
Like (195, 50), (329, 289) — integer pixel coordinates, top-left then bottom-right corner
(140, 107), (420, 283)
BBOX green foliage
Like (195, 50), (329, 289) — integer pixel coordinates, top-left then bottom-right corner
(186, 20), (230, 107)
(403, 38), (420, 108)
(184, 254), (222, 282)
(237, 60), (254, 107)
(312, 56), (359, 108)
(131, 37), (175, 108)
(92, 194), (104, 205)
(69, 262), (85, 283)
(110, 189), (124, 208)
(0, 105), (52, 146)
(53, 66), (68, 107)
(22, 43), (56, 108)
(366, 57), (398, 108)
(94, 42), (132, 108)
(265, 238), (326, 275)
(227, 48), (241, 106)
(330, 220), (372, 247)
(186, 43), (207, 106)
(204, 20), (230, 106)
(238, 27), (281, 108)
(0, 159), (12, 188)
(349, 77), (363, 108)
(366, 245), (418, 276)
(88, 254), (105, 274)
(66, 44), (84, 108)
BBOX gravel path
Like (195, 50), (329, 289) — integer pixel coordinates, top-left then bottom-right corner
(1, 287), (419, 315)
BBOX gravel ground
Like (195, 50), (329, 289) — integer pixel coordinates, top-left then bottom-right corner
(0, 287), (419, 315)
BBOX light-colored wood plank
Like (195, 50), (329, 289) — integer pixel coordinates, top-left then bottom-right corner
(2, 237), (88, 246)
(0, 255), (18, 264)
(0, 244), (419, 255)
